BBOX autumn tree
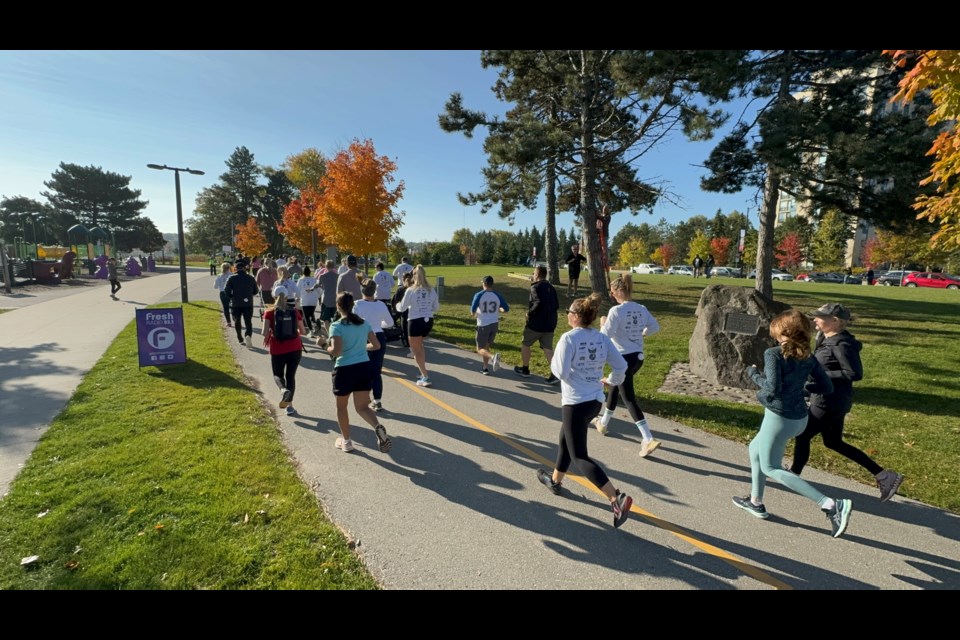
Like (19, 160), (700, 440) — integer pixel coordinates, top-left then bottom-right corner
(860, 237), (880, 269)
(776, 232), (805, 271)
(311, 139), (404, 258)
(278, 198), (318, 254)
(810, 209), (852, 269)
(686, 230), (712, 264)
(618, 237), (649, 269)
(710, 236), (732, 265)
(872, 227), (927, 270)
(888, 50), (960, 250)
(651, 243), (677, 270)
(234, 217), (268, 257)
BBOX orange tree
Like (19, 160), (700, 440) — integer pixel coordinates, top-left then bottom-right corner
(278, 198), (320, 254)
(311, 139), (404, 257)
(651, 243), (676, 270)
(887, 50), (960, 250)
(234, 217), (268, 256)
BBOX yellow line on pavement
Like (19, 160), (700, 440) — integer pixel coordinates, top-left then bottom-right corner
(388, 373), (792, 590)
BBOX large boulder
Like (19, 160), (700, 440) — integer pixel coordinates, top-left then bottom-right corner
(689, 285), (791, 388)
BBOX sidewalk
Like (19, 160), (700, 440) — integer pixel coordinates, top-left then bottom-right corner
(2, 271), (959, 589)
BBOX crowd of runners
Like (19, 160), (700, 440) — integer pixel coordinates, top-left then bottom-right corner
(208, 254), (903, 536)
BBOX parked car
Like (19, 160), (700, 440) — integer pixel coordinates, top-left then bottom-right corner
(668, 265), (694, 276)
(709, 266), (738, 277)
(747, 269), (795, 281)
(902, 272), (960, 289)
(876, 270), (916, 286)
(632, 263), (664, 275)
(801, 272), (862, 285)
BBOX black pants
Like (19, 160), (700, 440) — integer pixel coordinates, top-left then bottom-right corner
(301, 305), (316, 333)
(210, 265), (216, 275)
(271, 349), (302, 401)
(219, 291), (231, 324)
(556, 400), (609, 489)
(232, 306), (254, 342)
(110, 279), (121, 294)
(791, 404), (882, 475)
(604, 352), (645, 422)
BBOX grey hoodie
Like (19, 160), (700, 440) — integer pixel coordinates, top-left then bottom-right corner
(808, 330), (863, 414)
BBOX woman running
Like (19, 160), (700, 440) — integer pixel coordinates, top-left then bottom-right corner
(355, 279), (395, 413)
(262, 285), (305, 416)
(396, 265), (440, 387)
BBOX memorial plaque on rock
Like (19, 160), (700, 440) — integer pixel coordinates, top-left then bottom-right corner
(723, 311), (760, 336)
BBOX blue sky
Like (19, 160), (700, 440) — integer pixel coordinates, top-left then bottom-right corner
(0, 51), (762, 244)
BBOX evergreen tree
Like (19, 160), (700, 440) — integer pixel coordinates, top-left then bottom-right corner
(41, 162), (147, 231)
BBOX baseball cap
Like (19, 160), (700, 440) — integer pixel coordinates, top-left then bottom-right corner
(811, 303), (851, 321)
(273, 285), (289, 298)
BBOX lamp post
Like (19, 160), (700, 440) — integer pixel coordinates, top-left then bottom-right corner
(147, 163), (205, 303)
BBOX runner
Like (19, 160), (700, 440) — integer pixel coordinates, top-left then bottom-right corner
(355, 279), (395, 413)
(262, 285), (306, 416)
(514, 265), (560, 385)
(396, 265), (440, 387)
(213, 262), (234, 328)
(470, 275), (509, 375)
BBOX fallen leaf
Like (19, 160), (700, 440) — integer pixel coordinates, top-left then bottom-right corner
(154, 524), (165, 530)
(64, 560), (79, 570)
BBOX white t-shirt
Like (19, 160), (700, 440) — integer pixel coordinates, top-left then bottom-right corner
(354, 299), (395, 331)
(273, 278), (298, 301)
(397, 286), (440, 322)
(393, 262), (414, 280)
(297, 276), (320, 307)
(550, 327), (627, 405)
(600, 301), (660, 357)
(373, 270), (395, 300)
(470, 289), (509, 327)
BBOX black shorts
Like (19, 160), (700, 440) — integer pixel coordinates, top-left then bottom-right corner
(332, 361), (372, 396)
(319, 305), (337, 322)
(408, 317), (434, 338)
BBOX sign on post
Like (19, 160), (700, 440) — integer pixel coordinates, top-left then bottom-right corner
(136, 308), (187, 367)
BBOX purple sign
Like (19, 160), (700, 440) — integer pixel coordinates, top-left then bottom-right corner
(136, 308), (187, 367)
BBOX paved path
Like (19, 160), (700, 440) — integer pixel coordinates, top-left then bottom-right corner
(3, 270), (959, 589)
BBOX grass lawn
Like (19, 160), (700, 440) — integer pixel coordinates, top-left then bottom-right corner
(0, 302), (378, 589)
(420, 265), (960, 513)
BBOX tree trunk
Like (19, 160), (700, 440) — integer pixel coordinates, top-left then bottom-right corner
(544, 159), (560, 285)
(755, 169), (780, 299)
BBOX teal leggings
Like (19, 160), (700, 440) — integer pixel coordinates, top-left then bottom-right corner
(749, 409), (826, 505)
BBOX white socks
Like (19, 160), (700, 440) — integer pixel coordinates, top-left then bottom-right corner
(599, 408), (614, 427)
(819, 497), (836, 511)
(636, 419), (653, 441)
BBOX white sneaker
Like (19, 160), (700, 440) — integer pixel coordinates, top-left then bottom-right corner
(416, 376), (433, 387)
(244, 335), (253, 348)
(335, 437), (355, 453)
(592, 417), (608, 436)
(639, 439), (662, 458)
(490, 353), (500, 373)
(370, 400), (383, 412)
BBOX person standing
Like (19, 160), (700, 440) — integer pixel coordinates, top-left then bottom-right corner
(470, 275), (509, 375)
(262, 285), (305, 416)
(373, 261), (395, 306)
(693, 254), (704, 278)
(392, 256), (414, 282)
(225, 259), (258, 348)
(564, 244), (587, 298)
(594, 273), (662, 457)
(297, 266), (319, 336)
(327, 292), (393, 453)
(396, 265), (440, 387)
(356, 279), (395, 413)
(214, 262), (234, 327)
(705, 254), (715, 278)
(209, 255), (217, 276)
(107, 257), (121, 298)
(536, 293), (635, 528)
(514, 265), (560, 385)
(788, 303), (903, 502)
(733, 309), (854, 539)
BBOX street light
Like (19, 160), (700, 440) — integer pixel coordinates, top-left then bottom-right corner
(147, 163), (205, 303)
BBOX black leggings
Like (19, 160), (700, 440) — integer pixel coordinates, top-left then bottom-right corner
(110, 279), (121, 294)
(219, 291), (231, 324)
(271, 350), (302, 401)
(301, 305), (316, 332)
(556, 400), (609, 489)
(232, 307), (254, 341)
(791, 404), (882, 475)
(604, 352), (645, 422)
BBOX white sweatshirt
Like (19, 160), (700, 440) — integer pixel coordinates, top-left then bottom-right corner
(551, 327), (627, 405)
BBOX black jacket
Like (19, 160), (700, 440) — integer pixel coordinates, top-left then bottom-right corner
(808, 330), (863, 414)
(526, 280), (558, 333)
(225, 271), (258, 309)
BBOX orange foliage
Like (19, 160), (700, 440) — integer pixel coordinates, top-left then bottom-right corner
(234, 217), (268, 256)
(279, 198), (321, 253)
(311, 139), (405, 256)
(710, 237), (732, 265)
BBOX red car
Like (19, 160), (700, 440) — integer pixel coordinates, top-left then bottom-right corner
(903, 272), (960, 289)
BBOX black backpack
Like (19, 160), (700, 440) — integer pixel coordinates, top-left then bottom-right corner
(273, 307), (297, 341)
